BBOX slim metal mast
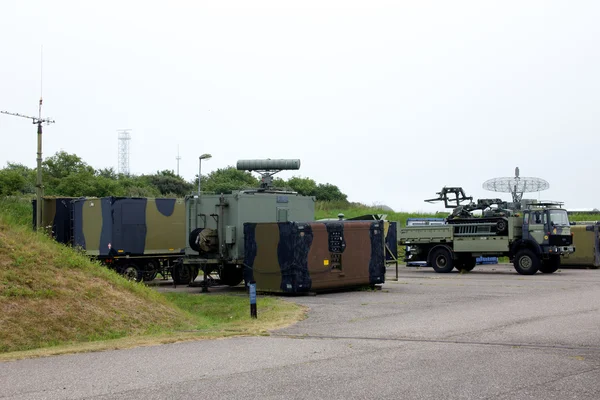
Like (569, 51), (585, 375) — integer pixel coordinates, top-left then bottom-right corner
(0, 46), (54, 231)
(1, 102), (55, 231)
(176, 145), (181, 176)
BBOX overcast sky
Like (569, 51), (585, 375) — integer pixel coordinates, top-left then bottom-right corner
(1, 1), (599, 212)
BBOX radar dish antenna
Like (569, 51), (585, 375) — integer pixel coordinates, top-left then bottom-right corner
(482, 167), (549, 204)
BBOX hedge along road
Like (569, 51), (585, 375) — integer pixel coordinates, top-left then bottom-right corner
(2, 263), (600, 400)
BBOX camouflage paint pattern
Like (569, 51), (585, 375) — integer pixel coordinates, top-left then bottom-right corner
(71, 197), (186, 257)
(243, 220), (386, 294)
(32, 197), (78, 244)
(561, 224), (600, 268)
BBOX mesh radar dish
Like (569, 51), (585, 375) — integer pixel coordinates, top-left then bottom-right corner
(482, 167), (549, 204)
(237, 159), (301, 190)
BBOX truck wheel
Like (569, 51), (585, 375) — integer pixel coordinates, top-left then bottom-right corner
(456, 256), (476, 272)
(142, 260), (159, 282)
(122, 264), (142, 282)
(513, 249), (540, 275)
(429, 247), (455, 273)
(172, 263), (193, 285)
(539, 255), (560, 274)
(219, 265), (244, 286)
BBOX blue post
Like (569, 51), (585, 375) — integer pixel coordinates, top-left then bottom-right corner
(249, 281), (257, 318)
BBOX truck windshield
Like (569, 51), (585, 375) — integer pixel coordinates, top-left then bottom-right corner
(549, 210), (570, 226)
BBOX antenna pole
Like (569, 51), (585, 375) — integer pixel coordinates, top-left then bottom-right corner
(176, 145), (181, 176)
(0, 46), (55, 231)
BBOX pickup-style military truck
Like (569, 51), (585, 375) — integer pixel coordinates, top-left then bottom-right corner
(399, 193), (575, 275)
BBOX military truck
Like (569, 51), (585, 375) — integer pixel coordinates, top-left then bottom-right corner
(399, 187), (575, 275)
(179, 159), (316, 290)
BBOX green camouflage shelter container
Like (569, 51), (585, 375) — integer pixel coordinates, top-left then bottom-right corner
(561, 223), (600, 268)
(72, 196), (186, 257)
(242, 220), (386, 294)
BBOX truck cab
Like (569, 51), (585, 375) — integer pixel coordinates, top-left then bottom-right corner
(511, 207), (575, 274)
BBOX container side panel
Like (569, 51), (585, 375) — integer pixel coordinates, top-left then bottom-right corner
(243, 223), (257, 283)
(306, 224), (334, 289)
(277, 222), (312, 292)
(112, 198), (147, 255)
(145, 199), (185, 253)
(385, 221), (398, 261)
(155, 198), (176, 217)
(249, 223), (282, 291)
(369, 221), (386, 284)
(53, 198), (73, 244)
(562, 225), (595, 265)
(454, 236), (509, 253)
(77, 198), (107, 256)
(43, 199), (57, 238)
(73, 200), (86, 249)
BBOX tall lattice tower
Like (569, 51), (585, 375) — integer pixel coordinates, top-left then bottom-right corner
(117, 129), (131, 175)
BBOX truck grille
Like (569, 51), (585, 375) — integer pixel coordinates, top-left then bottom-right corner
(549, 235), (572, 246)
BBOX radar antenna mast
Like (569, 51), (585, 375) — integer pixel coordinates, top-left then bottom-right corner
(0, 46), (55, 231)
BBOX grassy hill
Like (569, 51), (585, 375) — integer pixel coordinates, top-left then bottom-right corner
(315, 200), (445, 225)
(315, 200), (600, 225)
(0, 197), (304, 357)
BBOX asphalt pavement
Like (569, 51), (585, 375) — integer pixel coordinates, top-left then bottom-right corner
(2, 263), (600, 399)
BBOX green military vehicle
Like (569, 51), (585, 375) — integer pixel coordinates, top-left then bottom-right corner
(399, 187), (575, 275)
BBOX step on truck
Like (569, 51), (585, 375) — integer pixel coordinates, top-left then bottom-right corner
(399, 187), (576, 275)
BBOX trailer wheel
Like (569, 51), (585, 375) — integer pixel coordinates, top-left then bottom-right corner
(172, 263), (194, 285)
(142, 260), (159, 282)
(429, 247), (454, 273)
(539, 255), (560, 274)
(456, 256), (476, 272)
(219, 265), (244, 286)
(513, 249), (540, 275)
(123, 264), (142, 282)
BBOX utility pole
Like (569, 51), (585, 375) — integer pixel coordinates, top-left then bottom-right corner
(1, 98), (55, 231)
(176, 145), (181, 176)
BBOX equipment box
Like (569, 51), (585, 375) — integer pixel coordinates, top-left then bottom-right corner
(71, 197), (186, 257)
(243, 220), (386, 294)
(561, 223), (600, 268)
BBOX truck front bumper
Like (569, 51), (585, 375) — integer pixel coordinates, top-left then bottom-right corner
(549, 245), (575, 256)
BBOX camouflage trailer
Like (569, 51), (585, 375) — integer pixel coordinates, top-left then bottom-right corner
(33, 196), (186, 282)
(560, 222), (600, 269)
(242, 220), (387, 294)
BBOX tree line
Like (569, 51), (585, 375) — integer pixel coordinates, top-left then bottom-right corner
(0, 150), (348, 202)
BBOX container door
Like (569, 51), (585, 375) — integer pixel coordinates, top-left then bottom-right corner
(113, 199), (148, 255)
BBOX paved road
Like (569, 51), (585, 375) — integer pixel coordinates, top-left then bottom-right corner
(2, 264), (600, 399)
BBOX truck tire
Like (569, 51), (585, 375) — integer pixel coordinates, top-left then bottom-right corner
(122, 264), (142, 282)
(513, 249), (540, 275)
(172, 263), (194, 285)
(456, 256), (476, 272)
(429, 246), (455, 273)
(219, 265), (244, 286)
(539, 255), (560, 274)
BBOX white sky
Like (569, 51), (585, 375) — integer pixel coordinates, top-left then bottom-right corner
(1, 0), (599, 212)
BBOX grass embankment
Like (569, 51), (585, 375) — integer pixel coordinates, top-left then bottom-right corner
(315, 200), (444, 226)
(315, 200), (600, 226)
(0, 197), (305, 359)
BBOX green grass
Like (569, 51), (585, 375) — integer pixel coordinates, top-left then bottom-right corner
(315, 201), (443, 227)
(164, 292), (305, 334)
(0, 196), (305, 356)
